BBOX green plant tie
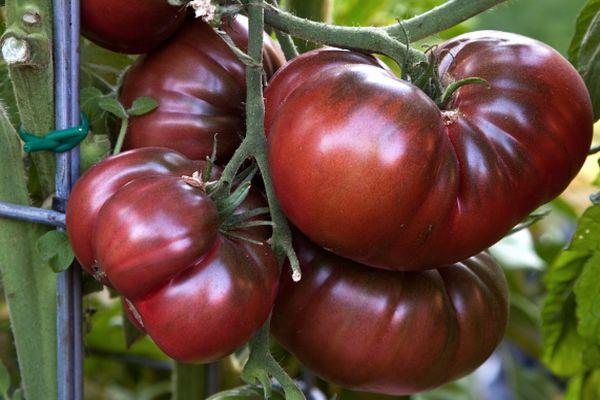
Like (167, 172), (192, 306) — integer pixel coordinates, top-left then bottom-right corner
(18, 112), (90, 153)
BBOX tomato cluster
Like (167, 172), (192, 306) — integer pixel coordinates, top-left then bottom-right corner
(72, 8), (594, 396)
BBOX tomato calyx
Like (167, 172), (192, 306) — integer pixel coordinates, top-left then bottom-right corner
(438, 76), (490, 108)
(408, 49), (490, 110)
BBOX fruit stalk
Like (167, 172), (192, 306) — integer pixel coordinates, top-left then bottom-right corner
(262, 0), (507, 67)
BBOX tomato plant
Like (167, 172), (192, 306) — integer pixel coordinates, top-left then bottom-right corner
(119, 16), (285, 162)
(66, 147), (279, 362)
(272, 235), (509, 395)
(265, 31), (594, 271)
(81, 0), (187, 54)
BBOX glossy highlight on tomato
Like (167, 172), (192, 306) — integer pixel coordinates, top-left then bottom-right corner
(265, 32), (593, 271)
(81, 0), (186, 54)
(272, 236), (509, 395)
(66, 147), (279, 362)
(119, 16), (285, 161)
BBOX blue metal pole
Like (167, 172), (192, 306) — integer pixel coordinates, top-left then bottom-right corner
(53, 0), (83, 399)
(0, 202), (66, 227)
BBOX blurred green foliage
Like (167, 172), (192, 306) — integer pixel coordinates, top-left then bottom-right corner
(475, 0), (587, 55)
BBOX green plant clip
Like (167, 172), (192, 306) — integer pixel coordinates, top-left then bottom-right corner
(18, 112), (90, 153)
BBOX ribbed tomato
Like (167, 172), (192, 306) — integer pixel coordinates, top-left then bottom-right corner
(66, 147), (279, 362)
(265, 32), (593, 271)
(81, 0), (186, 54)
(272, 236), (509, 395)
(119, 16), (285, 161)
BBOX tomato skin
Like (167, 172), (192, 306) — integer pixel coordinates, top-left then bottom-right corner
(265, 32), (593, 271)
(136, 236), (279, 362)
(81, 0), (186, 54)
(271, 236), (509, 395)
(93, 176), (220, 299)
(67, 148), (279, 362)
(66, 147), (201, 281)
(119, 16), (285, 161)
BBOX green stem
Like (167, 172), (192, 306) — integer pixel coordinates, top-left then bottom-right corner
(216, 0), (301, 280)
(112, 117), (129, 155)
(285, 0), (334, 52)
(3, 0), (56, 197)
(262, 0), (507, 66)
(0, 107), (57, 400)
(241, 319), (305, 400)
(439, 76), (490, 107)
(386, 0), (507, 41)
(267, 0), (299, 59)
(171, 363), (204, 400)
(263, 3), (424, 67)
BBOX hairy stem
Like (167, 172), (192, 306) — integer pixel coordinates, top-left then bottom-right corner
(262, 0), (507, 66)
(285, 0), (334, 52)
(217, 0), (301, 280)
(4, 0), (56, 196)
(263, 3), (425, 66)
(112, 118), (129, 155)
(0, 107), (57, 400)
(387, 0), (507, 41)
(267, 0), (299, 59)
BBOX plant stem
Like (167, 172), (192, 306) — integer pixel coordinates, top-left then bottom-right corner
(285, 0), (334, 52)
(112, 118), (129, 155)
(0, 107), (57, 400)
(267, 0), (299, 59)
(262, 0), (507, 66)
(4, 0), (56, 197)
(217, 0), (301, 280)
(263, 3), (425, 66)
(172, 363), (204, 400)
(387, 0), (507, 41)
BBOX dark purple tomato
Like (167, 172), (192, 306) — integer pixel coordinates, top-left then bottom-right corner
(265, 32), (593, 271)
(81, 0), (186, 54)
(66, 147), (279, 362)
(272, 236), (509, 395)
(119, 16), (285, 161)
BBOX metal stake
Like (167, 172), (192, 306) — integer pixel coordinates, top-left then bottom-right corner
(53, 0), (83, 399)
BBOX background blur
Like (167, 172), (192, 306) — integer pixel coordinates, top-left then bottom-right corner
(0, 0), (598, 399)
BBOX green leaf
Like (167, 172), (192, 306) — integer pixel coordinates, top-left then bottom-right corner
(568, 0), (600, 64)
(35, 231), (75, 273)
(542, 250), (587, 375)
(97, 97), (128, 119)
(127, 96), (158, 116)
(207, 386), (285, 400)
(575, 253), (600, 342)
(568, 0), (600, 120)
(0, 361), (10, 396)
(542, 205), (600, 376)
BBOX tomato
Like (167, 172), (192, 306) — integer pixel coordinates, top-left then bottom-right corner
(81, 0), (186, 54)
(119, 16), (285, 161)
(271, 236), (509, 395)
(265, 32), (593, 271)
(66, 147), (279, 362)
